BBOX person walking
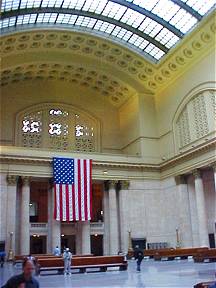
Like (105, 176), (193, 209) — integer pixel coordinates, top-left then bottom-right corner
(0, 251), (6, 268)
(134, 245), (144, 272)
(63, 248), (72, 276)
(2, 259), (39, 288)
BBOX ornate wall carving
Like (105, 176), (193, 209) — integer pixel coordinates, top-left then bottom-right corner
(192, 93), (209, 139)
(175, 89), (216, 151)
(209, 90), (216, 121)
(16, 103), (100, 152)
(176, 107), (191, 148)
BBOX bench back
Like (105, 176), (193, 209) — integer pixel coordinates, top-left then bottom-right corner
(37, 255), (126, 268)
(73, 256), (125, 266)
(15, 254), (93, 261)
(144, 248), (174, 257)
(195, 248), (216, 257)
(154, 247), (208, 257)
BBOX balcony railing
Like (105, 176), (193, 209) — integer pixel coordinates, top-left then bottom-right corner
(30, 221), (104, 233)
(30, 223), (47, 228)
(30, 223), (48, 233)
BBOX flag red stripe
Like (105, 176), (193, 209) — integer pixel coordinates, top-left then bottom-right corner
(84, 160), (88, 221)
(65, 185), (69, 222)
(72, 184), (76, 221)
(90, 159), (92, 219)
(54, 185), (57, 220)
(78, 159), (82, 221)
(59, 184), (63, 221)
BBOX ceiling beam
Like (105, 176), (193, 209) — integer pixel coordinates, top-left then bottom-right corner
(171, 0), (202, 20)
(110, 0), (184, 38)
(1, 8), (169, 53)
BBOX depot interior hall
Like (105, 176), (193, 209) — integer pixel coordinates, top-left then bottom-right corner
(0, 0), (216, 279)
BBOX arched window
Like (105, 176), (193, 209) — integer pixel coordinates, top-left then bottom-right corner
(16, 103), (100, 152)
(174, 88), (216, 152)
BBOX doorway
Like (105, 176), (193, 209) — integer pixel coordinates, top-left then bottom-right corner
(61, 235), (76, 254)
(91, 235), (103, 256)
(209, 233), (215, 248)
(132, 238), (146, 250)
(30, 236), (47, 254)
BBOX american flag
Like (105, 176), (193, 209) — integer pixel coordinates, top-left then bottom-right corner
(53, 157), (92, 221)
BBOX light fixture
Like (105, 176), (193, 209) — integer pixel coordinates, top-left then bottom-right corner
(61, 234), (65, 237)
(103, 170), (108, 175)
(94, 234), (98, 237)
(100, 210), (104, 215)
(33, 234), (37, 237)
(29, 203), (33, 206)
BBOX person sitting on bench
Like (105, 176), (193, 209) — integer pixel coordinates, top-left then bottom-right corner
(53, 246), (61, 256)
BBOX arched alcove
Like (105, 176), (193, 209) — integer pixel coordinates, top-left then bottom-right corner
(15, 103), (101, 152)
(173, 83), (216, 153)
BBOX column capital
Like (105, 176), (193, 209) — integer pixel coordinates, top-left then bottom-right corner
(105, 180), (118, 190)
(6, 175), (18, 185)
(21, 176), (30, 186)
(119, 180), (130, 190)
(212, 163), (216, 172)
(192, 169), (202, 179)
(175, 175), (186, 185)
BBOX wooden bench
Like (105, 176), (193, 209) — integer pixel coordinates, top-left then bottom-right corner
(127, 248), (174, 259)
(37, 255), (128, 275)
(144, 248), (174, 258)
(14, 254), (93, 265)
(194, 249), (216, 263)
(14, 254), (48, 264)
(194, 281), (216, 288)
(154, 247), (209, 261)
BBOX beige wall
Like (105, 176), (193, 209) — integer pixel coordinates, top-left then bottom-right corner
(0, 80), (122, 153)
(156, 50), (216, 160)
(1, 50), (215, 161)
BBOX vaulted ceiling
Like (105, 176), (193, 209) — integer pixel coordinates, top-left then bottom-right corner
(0, 1), (215, 107)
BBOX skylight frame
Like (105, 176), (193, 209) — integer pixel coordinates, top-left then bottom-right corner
(1, 0), (215, 63)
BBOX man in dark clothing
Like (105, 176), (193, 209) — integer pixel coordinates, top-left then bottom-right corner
(0, 251), (6, 268)
(2, 259), (39, 288)
(134, 245), (144, 272)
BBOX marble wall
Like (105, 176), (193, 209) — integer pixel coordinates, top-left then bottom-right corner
(119, 178), (185, 253)
(119, 171), (215, 252)
(0, 174), (7, 243)
(0, 169), (215, 255)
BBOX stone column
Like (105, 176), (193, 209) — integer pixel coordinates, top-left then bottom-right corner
(103, 184), (110, 255)
(212, 164), (216, 240)
(107, 180), (119, 255)
(119, 180), (130, 253)
(76, 222), (82, 254)
(193, 170), (209, 247)
(175, 175), (193, 247)
(81, 221), (91, 254)
(6, 175), (18, 258)
(47, 180), (53, 253)
(51, 185), (61, 252)
(20, 176), (30, 255)
(212, 163), (216, 191)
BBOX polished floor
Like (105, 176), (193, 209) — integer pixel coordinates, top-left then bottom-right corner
(0, 259), (215, 288)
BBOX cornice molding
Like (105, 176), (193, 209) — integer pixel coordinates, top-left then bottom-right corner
(0, 138), (215, 177)
(160, 138), (216, 171)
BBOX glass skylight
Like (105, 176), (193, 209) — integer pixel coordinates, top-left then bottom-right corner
(0, 0), (215, 62)
(180, 0), (215, 16)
